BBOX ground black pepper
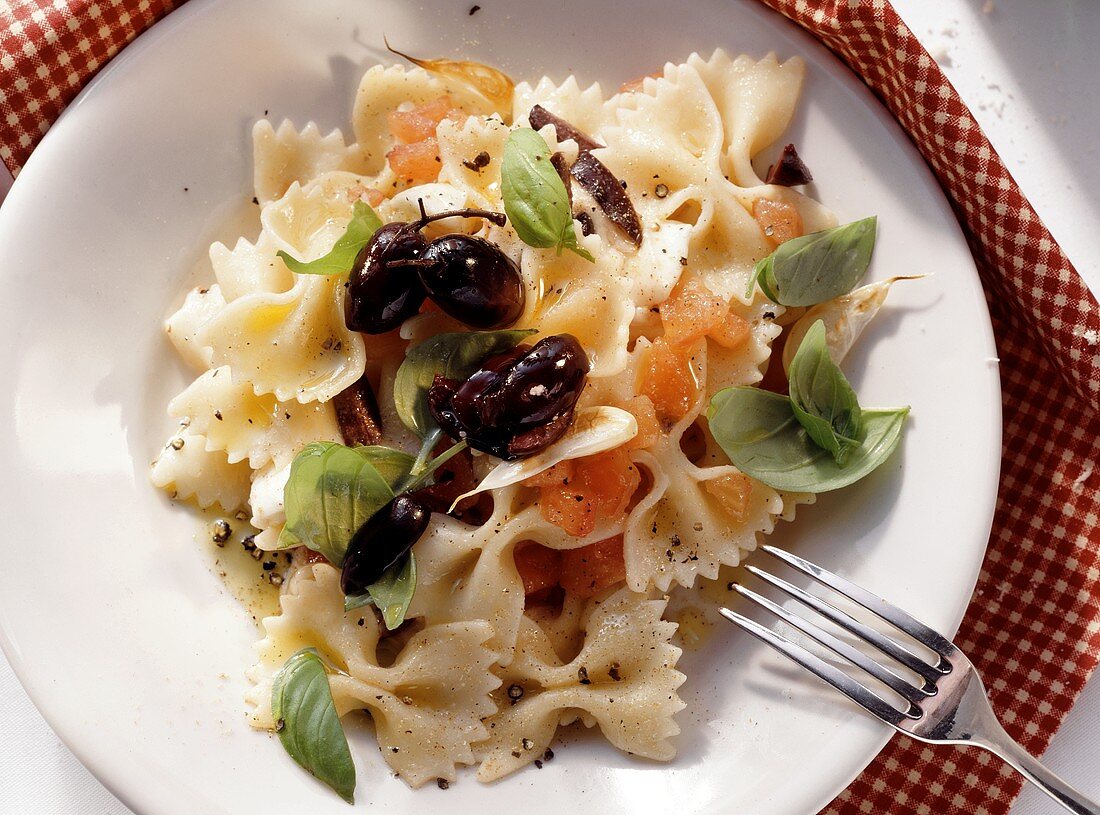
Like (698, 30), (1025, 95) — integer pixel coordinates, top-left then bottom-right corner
(211, 520), (232, 544)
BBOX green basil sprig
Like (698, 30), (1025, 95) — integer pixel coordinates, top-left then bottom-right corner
(502, 128), (594, 261)
(394, 329), (536, 439)
(276, 200), (383, 276)
(748, 216), (877, 306)
(272, 649), (356, 804)
(345, 554), (417, 628)
(706, 387), (908, 493)
(787, 320), (862, 465)
(277, 442), (407, 565)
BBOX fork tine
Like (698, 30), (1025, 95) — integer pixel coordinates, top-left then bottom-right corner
(746, 565), (944, 688)
(761, 545), (955, 660)
(718, 607), (907, 727)
(732, 582), (928, 714)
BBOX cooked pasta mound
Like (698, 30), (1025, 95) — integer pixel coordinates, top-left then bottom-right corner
(154, 49), (830, 786)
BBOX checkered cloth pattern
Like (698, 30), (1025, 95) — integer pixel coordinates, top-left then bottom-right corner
(1, 1), (1098, 813)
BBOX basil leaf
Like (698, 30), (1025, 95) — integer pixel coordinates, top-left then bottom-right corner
(393, 329), (536, 437)
(271, 649), (356, 804)
(502, 127), (594, 261)
(787, 320), (862, 465)
(345, 553), (417, 630)
(275, 200), (383, 276)
(747, 255), (781, 302)
(706, 387), (908, 493)
(750, 217), (877, 306)
(353, 446), (416, 490)
(277, 442), (405, 566)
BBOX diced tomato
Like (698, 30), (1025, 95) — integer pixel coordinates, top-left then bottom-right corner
(623, 395), (661, 450)
(538, 448), (640, 537)
(640, 338), (699, 426)
(525, 460), (574, 489)
(660, 278), (728, 346)
(514, 542), (562, 595)
(387, 94), (459, 143)
(704, 472), (754, 524)
(387, 138), (442, 185)
(753, 198), (804, 247)
(560, 535), (627, 598)
(710, 310), (752, 350)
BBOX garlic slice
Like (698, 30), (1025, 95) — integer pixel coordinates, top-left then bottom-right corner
(782, 276), (923, 372)
(450, 406), (638, 508)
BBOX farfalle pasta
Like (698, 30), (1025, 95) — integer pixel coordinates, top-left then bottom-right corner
(153, 48), (909, 800)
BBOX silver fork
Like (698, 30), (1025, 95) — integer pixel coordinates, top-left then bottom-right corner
(721, 545), (1100, 815)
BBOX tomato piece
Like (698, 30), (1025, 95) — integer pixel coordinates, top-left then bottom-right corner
(539, 448), (640, 537)
(526, 460), (574, 489)
(709, 310), (752, 350)
(704, 472), (754, 524)
(753, 198), (804, 247)
(640, 338), (699, 425)
(660, 278), (729, 346)
(623, 395), (661, 450)
(387, 94), (457, 143)
(514, 542), (562, 595)
(560, 535), (627, 598)
(387, 138), (442, 184)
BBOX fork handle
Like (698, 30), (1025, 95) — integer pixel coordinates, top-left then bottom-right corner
(976, 723), (1100, 815)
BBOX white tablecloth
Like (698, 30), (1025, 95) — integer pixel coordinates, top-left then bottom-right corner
(1, 0), (1097, 812)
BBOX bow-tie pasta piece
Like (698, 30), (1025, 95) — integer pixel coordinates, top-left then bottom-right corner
(165, 284), (226, 372)
(247, 461), (290, 551)
(410, 483), (619, 664)
(248, 563), (501, 786)
(168, 367), (340, 470)
(208, 232), (295, 302)
(612, 337), (784, 591)
(196, 271), (365, 405)
(704, 297), (785, 394)
(378, 181), (485, 237)
(680, 189), (775, 304)
(252, 119), (375, 205)
(687, 50), (804, 188)
(600, 64), (725, 197)
(475, 588), (685, 780)
(260, 173), (362, 261)
(436, 115), (513, 207)
(626, 446), (785, 592)
(513, 75), (614, 140)
(151, 427), (251, 513)
(513, 237), (634, 379)
(352, 64), (497, 175)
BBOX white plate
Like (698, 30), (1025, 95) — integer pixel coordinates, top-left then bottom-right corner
(0, 0), (1001, 813)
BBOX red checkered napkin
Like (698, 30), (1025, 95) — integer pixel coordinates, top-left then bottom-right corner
(2, 1), (1098, 813)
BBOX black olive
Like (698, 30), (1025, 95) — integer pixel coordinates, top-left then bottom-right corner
(345, 222), (428, 334)
(428, 334), (590, 460)
(418, 234), (525, 329)
(340, 495), (430, 595)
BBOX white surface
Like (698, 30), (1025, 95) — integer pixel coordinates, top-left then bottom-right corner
(0, 1), (1091, 814)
